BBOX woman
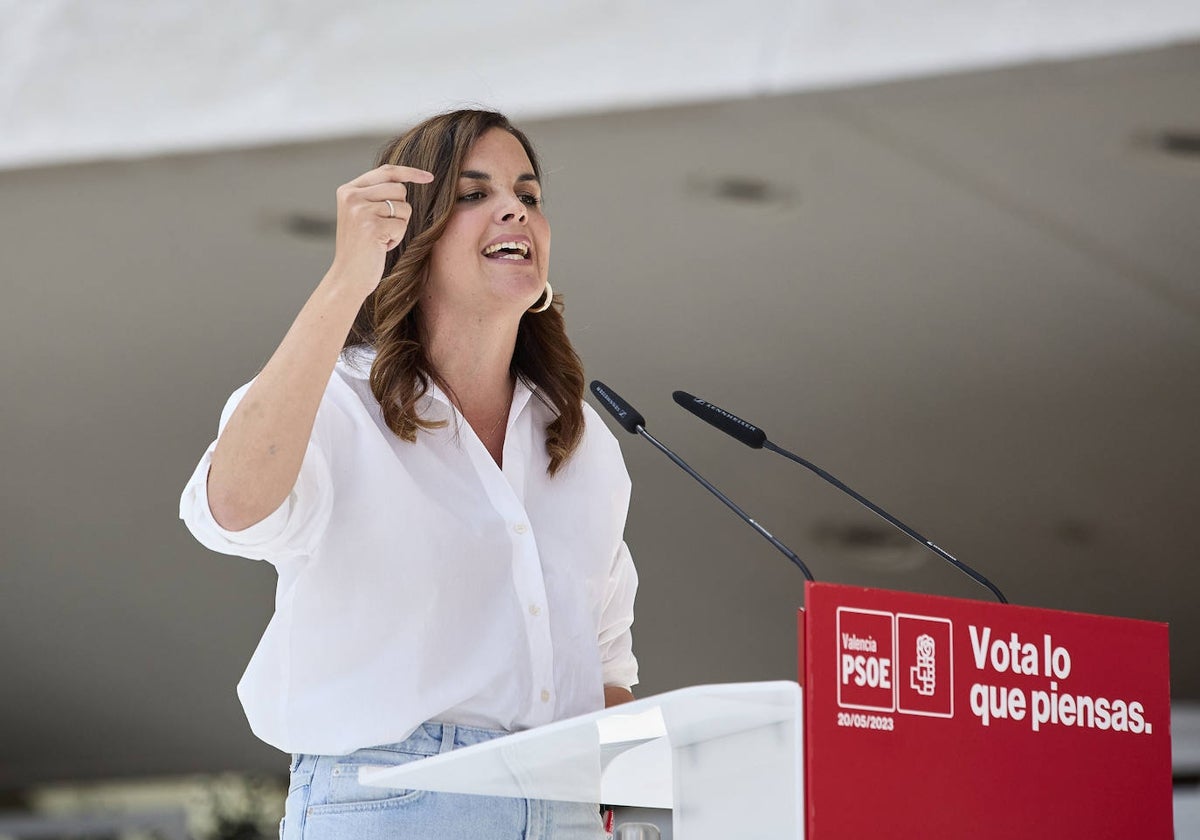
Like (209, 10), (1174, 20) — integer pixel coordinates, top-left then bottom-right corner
(180, 109), (638, 839)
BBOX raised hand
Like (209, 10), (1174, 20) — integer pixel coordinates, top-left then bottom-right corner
(329, 164), (434, 296)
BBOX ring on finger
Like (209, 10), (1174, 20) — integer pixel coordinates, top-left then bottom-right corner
(384, 199), (396, 219)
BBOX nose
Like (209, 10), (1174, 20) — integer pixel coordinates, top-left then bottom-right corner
(497, 193), (527, 224)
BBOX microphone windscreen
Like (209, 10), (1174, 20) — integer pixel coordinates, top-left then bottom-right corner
(672, 391), (767, 449)
(590, 381), (646, 434)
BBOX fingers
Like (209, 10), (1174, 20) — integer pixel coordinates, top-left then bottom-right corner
(336, 183), (416, 220)
(358, 181), (414, 205)
(377, 198), (414, 223)
(330, 165), (430, 277)
(348, 164), (434, 189)
(339, 166), (430, 222)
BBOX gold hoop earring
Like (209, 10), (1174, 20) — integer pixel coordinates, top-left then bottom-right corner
(528, 282), (553, 313)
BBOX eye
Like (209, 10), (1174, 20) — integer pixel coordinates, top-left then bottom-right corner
(519, 193), (542, 206)
(457, 190), (485, 202)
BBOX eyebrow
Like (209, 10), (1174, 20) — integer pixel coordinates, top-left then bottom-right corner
(459, 169), (540, 184)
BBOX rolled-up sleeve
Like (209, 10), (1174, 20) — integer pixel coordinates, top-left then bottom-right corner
(179, 381), (335, 562)
(598, 540), (639, 689)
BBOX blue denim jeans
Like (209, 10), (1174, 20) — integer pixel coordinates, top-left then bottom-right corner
(281, 722), (606, 840)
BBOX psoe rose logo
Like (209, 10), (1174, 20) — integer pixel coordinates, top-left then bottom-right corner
(911, 633), (937, 697)
(896, 614), (954, 718)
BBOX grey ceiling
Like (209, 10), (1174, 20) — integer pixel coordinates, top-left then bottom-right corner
(2, 42), (1198, 788)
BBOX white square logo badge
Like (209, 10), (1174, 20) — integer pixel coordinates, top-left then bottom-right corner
(836, 607), (896, 712)
(895, 614), (953, 718)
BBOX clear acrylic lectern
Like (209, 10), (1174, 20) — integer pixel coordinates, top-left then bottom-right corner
(361, 681), (803, 840)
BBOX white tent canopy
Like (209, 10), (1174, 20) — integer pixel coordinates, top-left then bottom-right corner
(4, 0), (1200, 169)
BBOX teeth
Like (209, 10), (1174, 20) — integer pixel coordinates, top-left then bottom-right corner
(483, 241), (530, 257)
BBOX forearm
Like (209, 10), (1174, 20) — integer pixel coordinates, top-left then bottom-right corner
(207, 272), (366, 531)
(604, 685), (635, 708)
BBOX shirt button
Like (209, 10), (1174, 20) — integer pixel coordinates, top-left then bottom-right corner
(529, 604), (541, 616)
(514, 523), (528, 535)
(541, 689), (551, 703)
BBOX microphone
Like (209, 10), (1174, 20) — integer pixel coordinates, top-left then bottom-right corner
(589, 381), (814, 581)
(672, 391), (1007, 604)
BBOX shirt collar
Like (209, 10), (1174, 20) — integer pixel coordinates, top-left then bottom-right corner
(425, 376), (537, 424)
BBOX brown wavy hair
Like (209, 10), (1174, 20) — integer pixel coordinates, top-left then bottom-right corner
(343, 109), (585, 475)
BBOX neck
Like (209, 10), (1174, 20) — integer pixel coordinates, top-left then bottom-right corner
(422, 300), (519, 415)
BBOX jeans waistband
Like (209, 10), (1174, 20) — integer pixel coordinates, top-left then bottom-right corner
(378, 720), (510, 754)
(290, 721), (510, 776)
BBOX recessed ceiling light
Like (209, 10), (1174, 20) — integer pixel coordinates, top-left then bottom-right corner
(812, 520), (926, 572)
(1128, 129), (1200, 172)
(1154, 130), (1200, 158)
(1052, 519), (1095, 547)
(685, 174), (798, 209)
(281, 212), (337, 240)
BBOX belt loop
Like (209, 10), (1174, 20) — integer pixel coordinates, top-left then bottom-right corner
(439, 723), (456, 755)
(289, 754), (317, 787)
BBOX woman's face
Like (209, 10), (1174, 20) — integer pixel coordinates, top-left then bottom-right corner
(427, 128), (551, 316)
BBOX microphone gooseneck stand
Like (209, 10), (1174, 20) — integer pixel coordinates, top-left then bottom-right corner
(590, 381), (814, 582)
(672, 390), (1007, 604)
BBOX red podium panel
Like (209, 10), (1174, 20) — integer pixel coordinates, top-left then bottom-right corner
(799, 583), (1172, 839)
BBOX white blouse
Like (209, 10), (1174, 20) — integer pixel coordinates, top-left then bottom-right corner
(179, 346), (638, 756)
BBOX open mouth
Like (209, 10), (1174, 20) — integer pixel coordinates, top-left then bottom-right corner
(482, 241), (531, 262)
